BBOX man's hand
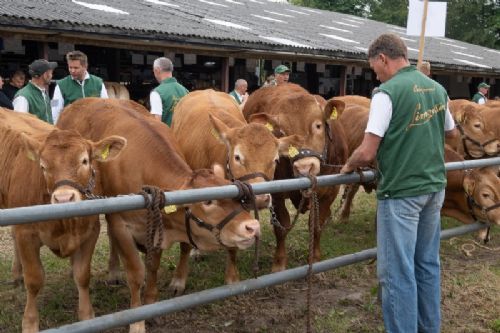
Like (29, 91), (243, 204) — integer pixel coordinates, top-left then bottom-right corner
(340, 162), (354, 174)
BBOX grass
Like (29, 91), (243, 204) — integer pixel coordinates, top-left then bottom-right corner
(0, 190), (498, 332)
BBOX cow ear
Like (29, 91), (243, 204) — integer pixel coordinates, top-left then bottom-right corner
(247, 113), (280, 133)
(92, 135), (127, 162)
(20, 133), (41, 162)
(463, 172), (475, 195)
(324, 99), (345, 120)
(212, 163), (225, 179)
(209, 114), (233, 144)
(454, 107), (466, 124)
(277, 135), (303, 158)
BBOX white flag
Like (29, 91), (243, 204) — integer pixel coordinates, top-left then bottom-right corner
(406, 0), (447, 37)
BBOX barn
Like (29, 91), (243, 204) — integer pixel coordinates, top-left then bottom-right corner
(0, 0), (499, 101)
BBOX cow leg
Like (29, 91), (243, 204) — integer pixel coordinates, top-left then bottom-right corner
(11, 228), (23, 287)
(339, 184), (360, 222)
(144, 250), (162, 305)
(225, 248), (240, 284)
(16, 231), (43, 333)
(107, 230), (122, 284)
(169, 242), (191, 296)
(271, 196), (291, 272)
(106, 214), (145, 333)
(71, 221), (99, 320)
(312, 191), (338, 263)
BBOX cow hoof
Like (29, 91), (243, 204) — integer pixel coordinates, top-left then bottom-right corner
(189, 249), (205, 261)
(129, 321), (145, 333)
(168, 279), (186, 296)
(224, 276), (240, 285)
(271, 262), (286, 273)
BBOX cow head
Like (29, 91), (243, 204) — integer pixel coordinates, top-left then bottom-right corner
(453, 104), (499, 158)
(210, 114), (302, 208)
(174, 167), (260, 252)
(21, 129), (126, 204)
(463, 166), (500, 225)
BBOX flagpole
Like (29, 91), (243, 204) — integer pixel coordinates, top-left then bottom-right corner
(417, 0), (429, 68)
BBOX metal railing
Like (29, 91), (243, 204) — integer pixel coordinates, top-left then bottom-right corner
(1, 157), (497, 332)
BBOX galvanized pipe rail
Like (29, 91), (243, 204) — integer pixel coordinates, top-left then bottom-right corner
(2, 157), (500, 225)
(42, 222), (489, 333)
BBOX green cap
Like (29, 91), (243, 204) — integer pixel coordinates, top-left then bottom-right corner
(274, 64), (290, 74)
(478, 82), (490, 89)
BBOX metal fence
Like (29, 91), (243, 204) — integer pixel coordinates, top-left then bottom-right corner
(0, 157), (498, 332)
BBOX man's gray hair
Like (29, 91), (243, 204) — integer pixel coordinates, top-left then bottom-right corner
(235, 79), (247, 88)
(153, 57), (174, 72)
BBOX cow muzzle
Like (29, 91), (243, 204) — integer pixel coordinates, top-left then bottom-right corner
(51, 187), (82, 204)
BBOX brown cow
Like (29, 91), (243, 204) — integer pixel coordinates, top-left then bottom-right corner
(447, 99), (499, 158)
(171, 89), (302, 285)
(481, 103), (500, 143)
(243, 85), (348, 271)
(57, 98), (261, 333)
(0, 108), (125, 333)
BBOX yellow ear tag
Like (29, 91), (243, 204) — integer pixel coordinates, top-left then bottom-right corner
(265, 122), (274, 131)
(210, 127), (221, 141)
(101, 145), (110, 160)
(164, 205), (177, 214)
(330, 106), (338, 120)
(26, 151), (36, 161)
(288, 145), (299, 158)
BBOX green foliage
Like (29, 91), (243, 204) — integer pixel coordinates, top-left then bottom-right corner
(291, 0), (500, 50)
(491, 318), (500, 333)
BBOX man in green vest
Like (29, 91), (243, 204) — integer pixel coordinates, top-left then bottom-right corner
(51, 50), (108, 123)
(274, 64), (290, 85)
(13, 59), (57, 124)
(229, 79), (248, 109)
(150, 57), (188, 126)
(472, 82), (489, 105)
(340, 33), (458, 333)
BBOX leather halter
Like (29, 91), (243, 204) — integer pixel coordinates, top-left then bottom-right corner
(466, 192), (500, 224)
(184, 205), (245, 249)
(52, 167), (97, 199)
(456, 123), (498, 159)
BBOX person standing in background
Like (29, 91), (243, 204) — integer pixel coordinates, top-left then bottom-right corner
(3, 69), (26, 101)
(51, 50), (108, 123)
(229, 79), (248, 109)
(149, 57), (188, 126)
(472, 82), (489, 104)
(0, 74), (14, 109)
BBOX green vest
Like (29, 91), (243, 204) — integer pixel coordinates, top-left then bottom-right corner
(375, 66), (448, 199)
(472, 92), (486, 103)
(57, 74), (103, 106)
(15, 82), (53, 124)
(153, 77), (188, 126)
(229, 90), (242, 104)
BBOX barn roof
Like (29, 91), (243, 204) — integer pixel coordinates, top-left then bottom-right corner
(0, 0), (499, 74)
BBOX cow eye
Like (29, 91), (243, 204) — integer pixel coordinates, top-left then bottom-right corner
(234, 154), (241, 162)
(203, 200), (213, 206)
(481, 193), (490, 199)
(316, 123), (322, 130)
(473, 123), (481, 129)
(82, 158), (89, 165)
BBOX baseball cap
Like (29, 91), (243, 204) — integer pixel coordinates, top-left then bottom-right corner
(29, 59), (57, 77)
(274, 64), (290, 74)
(478, 82), (490, 89)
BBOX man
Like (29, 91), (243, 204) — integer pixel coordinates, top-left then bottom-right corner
(229, 79), (248, 109)
(0, 74), (14, 109)
(274, 64), (290, 85)
(13, 59), (57, 123)
(340, 33), (457, 333)
(418, 61), (431, 77)
(51, 50), (108, 123)
(3, 70), (26, 101)
(472, 82), (489, 105)
(150, 57), (188, 126)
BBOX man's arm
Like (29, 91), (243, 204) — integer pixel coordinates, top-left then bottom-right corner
(340, 133), (381, 173)
(13, 96), (29, 113)
(149, 90), (163, 121)
(444, 102), (459, 139)
(100, 83), (109, 98)
(51, 85), (64, 123)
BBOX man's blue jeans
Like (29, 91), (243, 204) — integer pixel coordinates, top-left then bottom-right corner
(377, 190), (445, 333)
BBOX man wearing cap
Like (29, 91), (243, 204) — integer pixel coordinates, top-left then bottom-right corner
(472, 82), (490, 104)
(13, 59), (57, 124)
(150, 56), (188, 126)
(274, 64), (290, 85)
(51, 50), (108, 123)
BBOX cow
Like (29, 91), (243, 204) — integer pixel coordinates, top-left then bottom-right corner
(57, 98), (261, 333)
(0, 108), (126, 333)
(171, 89), (302, 285)
(447, 99), (499, 158)
(481, 103), (500, 143)
(243, 84), (348, 271)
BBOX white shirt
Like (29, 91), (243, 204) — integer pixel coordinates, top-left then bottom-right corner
(150, 90), (163, 116)
(13, 82), (49, 114)
(365, 92), (455, 138)
(477, 93), (487, 105)
(51, 72), (108, 123)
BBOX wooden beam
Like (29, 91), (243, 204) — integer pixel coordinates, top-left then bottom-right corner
(339, 66), (347, 96)
(221, 57), (229, 93)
